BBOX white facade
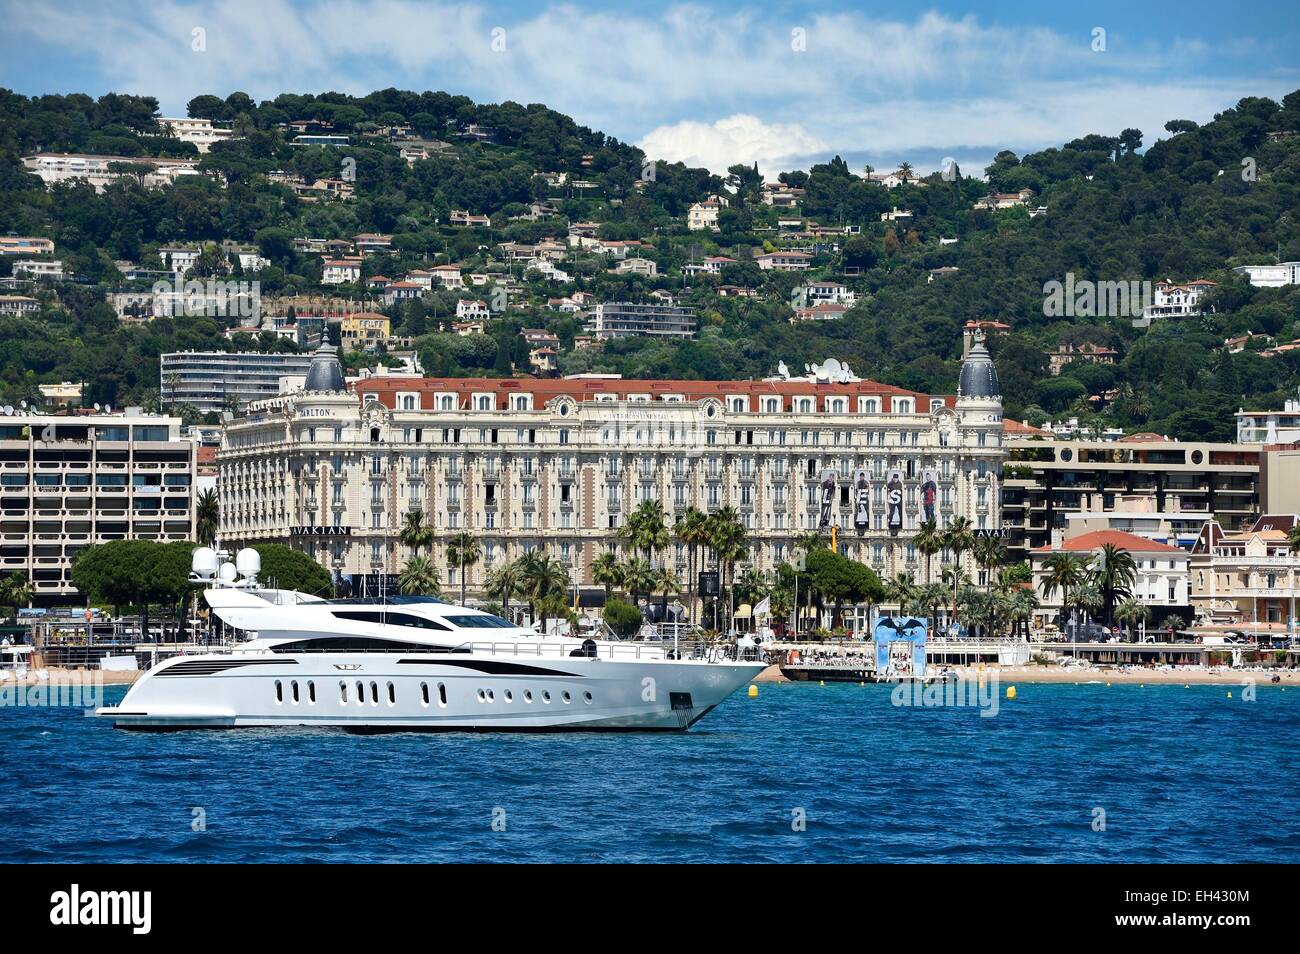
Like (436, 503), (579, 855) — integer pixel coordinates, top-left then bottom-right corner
(218, 349), (1005, 598)
(1232, 262), (1300, 288)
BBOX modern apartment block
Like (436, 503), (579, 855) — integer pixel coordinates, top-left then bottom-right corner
(218, 340), (1006, 596)
(586, 302), (696, 340)
(161, 351), (315, 414)
(1001, 433), (1261, 561)
(156, 117), (236, 153)
(0, 410), (195, 605)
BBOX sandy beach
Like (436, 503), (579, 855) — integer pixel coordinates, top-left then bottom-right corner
(2, 667), (141, 686)
(752, 661), (1297, 687)
(967, 665), (1298, 687)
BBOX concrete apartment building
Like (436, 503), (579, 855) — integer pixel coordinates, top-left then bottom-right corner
(161, 351), (315, 414)
(1001, 433), (1263, 561)
(217, 339), (1006, 597)
(586, 302), (696, 340)
(0, 409), (195, 605)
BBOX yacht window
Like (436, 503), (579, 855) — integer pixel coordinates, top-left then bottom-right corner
(340, 681), (348, 704)
(291, 680), (300, 704)
(370, 681), (379, 704)
(274, 680), (283, 703)
(308, 681), (316, 704)
(271, 637), (464, 653)
(444, 614), (516, 629)
(387, 682), (396, 705)
(355, 681), (365, 705)
(438, 683), (447, 707)
(421, 682), (430, 706)
(330, 610), (452, 631)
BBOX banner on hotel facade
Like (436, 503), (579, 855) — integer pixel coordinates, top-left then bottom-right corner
(818, 467), (837, 528)
(886, 467), (904, 531)
(921, 468), (938, 523)
(853, 467), (870, 530)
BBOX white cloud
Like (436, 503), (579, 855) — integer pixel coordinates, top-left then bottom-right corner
(1, 0), (1291, 173)
(639, 114), (829, 176)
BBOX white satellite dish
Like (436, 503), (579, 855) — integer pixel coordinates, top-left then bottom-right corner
(218, 562), (238, 583)
(235, 547), (262, 580)
(824, 358), (842, 380)
(94, 403), (101, 412)
(191, 547), (219, 578)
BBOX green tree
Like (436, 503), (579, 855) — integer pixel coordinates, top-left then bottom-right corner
(603, 597), (643, 638)
(194, 488), (219, 548)
(398, 555), (441, 596)
(445, 531), (481, 606)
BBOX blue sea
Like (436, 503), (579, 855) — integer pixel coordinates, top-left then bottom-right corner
(2, 681), (1297, 863)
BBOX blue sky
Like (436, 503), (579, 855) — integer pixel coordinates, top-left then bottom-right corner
(1, 0), (1296, 176)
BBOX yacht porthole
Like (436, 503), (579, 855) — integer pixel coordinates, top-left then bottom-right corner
(308, 681), (316, 704)
(421, 682), (430, 707)
(486, 689), (495, 702)
(387, 682), (396, 705)
(524, 690), (533, 703)
(561, 691), (571, 704)
(541, 691), (551, 703)
(369, 681), (379, 705)
(355, 681), (365, 706)
(340, 681), (348, 704)
(583, 691), (593, 704)
(274, 680), (283, 704)
(438, 683), (447, 707)
(504, 690), (513, 703)
(291, 680), (300, 704)
(477, 689), (486, 702)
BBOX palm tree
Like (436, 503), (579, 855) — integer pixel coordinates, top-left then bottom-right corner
(194, 488), (219, 548)
(1114, 598), (1151, 641)
(915, 518), (942, 585)
(707, 507), (748, 632)
(897, 161), (914, 179)
(653, 566), (680, 621)
(942, 516), (976, 618)
(445, 532), (481, 606)
(398, 556), (441, 596)
(485, 559), (520, 622)
(675, 507), (709, 625)
(1288, 525), (1300, 554)
(619, 500), (670, 565)
(516, 552), (570, 631)
(973, 535), (1006, 593)
(915, 581), (948, 634)
(620, 557), (657, 612)
(1091, 543), (1137, 629)
(399, 509), (434, 557)
(884, 572), (918, 615)
(591, 550), (623, 599)
(0, 572), (34, 620)
(1039, 551), (1087, 629)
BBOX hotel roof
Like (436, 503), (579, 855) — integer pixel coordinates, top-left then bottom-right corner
(1033, 529), (1186, 554)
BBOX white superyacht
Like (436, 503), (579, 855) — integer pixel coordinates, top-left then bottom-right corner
(95, 548), (764, 732)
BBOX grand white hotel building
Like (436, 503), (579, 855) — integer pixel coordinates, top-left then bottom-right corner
(218, 341), (1005, 595)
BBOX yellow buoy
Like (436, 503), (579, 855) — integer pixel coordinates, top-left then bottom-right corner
(747, 684), (758, 698)
(1006, 685), (1017, 700)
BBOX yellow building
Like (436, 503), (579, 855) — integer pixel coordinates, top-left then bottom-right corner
(340, 312), (390, 350)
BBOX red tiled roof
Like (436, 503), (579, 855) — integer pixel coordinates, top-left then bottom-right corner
(1002, 418), (1051, 436)
(357, 374), (946, 412)
(1032, 530), (1185, 554)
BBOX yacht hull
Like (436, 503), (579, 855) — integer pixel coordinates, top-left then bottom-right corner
(95, 652), (765, 732)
